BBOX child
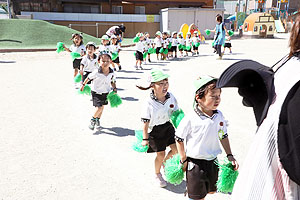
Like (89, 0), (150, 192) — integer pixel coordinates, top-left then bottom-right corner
(110, 35), (122, 71)
(80, 52), (117, 130)
(137, 68), (179, 188)
(98, 35), (111, 56)
(223, 36), (232, 54)
(63, 33), (86, 88)
(144, 32), (152, 63)
(175, 76), (239, 200)
(192, 31), (200, 56)
(135, 33), (145, 70)
(161, 32), (168, 60)
(171, 31), (179, 58)
(185, 32), (192, 56)
(177, 32), (185, 57)
(154, 31), (163, 60)
(80, 42), (99, 86)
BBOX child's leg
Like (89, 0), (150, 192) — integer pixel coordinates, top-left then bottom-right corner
(148, 53), (151, 62)
(74, 68), (78, 77)
(94, 106), (104, 119)
(155, 151), (166, 174)
(164, 143), (178, 162)
(111, 62), (116, 70)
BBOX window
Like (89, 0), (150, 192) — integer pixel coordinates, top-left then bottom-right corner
(112, 6), (123, 14)
(135, 6), (145, 14)
(254, 26), (258, 32)
(269, 26), (273, 31)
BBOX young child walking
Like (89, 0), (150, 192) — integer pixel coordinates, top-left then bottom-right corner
(135, 33), (145, 70)
(80, 42), (99, 86)
(80, 52), (117, 130)
(192, 31), (200, 56)
(171, 31), (179, 58)
(161, 32), (169, 60)
(110, 35), (122, 71)
(175, 76), (239, 200)
(137, 68), (179, 188)
(177, 32), (185, 57)
(185, 32), (193, 57)
(144, 32), (152, 63)
(223, 36), (232, 54)
(98, 35), (111, 55)
(154, 31), (163, 60)
(63, 33), (86, 88)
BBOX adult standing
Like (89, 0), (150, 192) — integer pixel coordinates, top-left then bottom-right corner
(106, 25), (126, 45)
(217, 14), (300, 199)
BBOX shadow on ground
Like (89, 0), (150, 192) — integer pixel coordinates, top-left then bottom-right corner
(93, 126), (135, 137)
(164, 180), (186, 194)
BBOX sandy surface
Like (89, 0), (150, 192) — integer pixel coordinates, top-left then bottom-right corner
(0, 34), (290, 200)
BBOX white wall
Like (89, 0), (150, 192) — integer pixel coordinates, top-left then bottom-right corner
(0, 14), (8, 19)
(21, 12), (160, 22)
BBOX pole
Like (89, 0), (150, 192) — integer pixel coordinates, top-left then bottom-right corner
(7, 0), (11, 19)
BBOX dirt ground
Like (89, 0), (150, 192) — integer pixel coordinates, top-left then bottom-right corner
(0, 34), (290, 200)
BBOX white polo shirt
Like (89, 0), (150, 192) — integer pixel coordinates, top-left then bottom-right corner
(192, 37), (200, 44)
(81, 54), (99, 72)
(178, 38), (185, 45)
(162, 39), (168, 48)
(175, 107), (228, 161)
(70, 44), (86, 59)
(135, 41), (144, 53)
(88, 67), (116, 94)
(172, 38), (179, 46)
(98, 45), (111, 55)
(141, 92), (179, 131)
(186, 38), (193, 46)
(110, 44), (120, 54)
(154, 37), (162, 48)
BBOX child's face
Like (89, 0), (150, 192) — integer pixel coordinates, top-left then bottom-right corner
(152, 79), (169, 96)
(140, 36), (145, 41)
(197, 88), (221, 111)
(87, 46), (95, 55)
(163, 34), (167, 39)
(99, 55), (111, 68)
(102, 40), (109, 45)
(73, 35), (82, 46)
(145, 34), (150, 38)
(173, 34), (177, 38)
(156, 35), (161, 38)
(111, 38), (117, 44)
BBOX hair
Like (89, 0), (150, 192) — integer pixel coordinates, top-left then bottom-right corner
(195, 80), (218, 100)
(136, 85), (152, 90)
(86, 44), (96, 49)
(216, 15), (223, 23)
(71, 33), (83, 46)
(289, 15), (300, 58)
(98, 54), (111, 62)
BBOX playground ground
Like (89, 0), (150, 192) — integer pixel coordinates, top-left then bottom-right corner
(0, 33), (290, 200)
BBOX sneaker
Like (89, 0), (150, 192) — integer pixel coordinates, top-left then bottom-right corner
(155, 173), (167, 188)
(148, 59), (151, 63)
(119, 65), (122, 70)
(95, 118), (100, 127)
(89, 119), (96, 130)
(135, 65), (139, 70)
(216, 56), (223, 60)
(139, 65), (143, 70)
(230, 51), (232, 54)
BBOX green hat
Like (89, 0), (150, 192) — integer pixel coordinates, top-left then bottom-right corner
(101, 35), (110, 40)
(155, 31), (162, 36)
(194, 75), (217, 93)
(187, 32), (191, 35)
(150, 68), (170, 83)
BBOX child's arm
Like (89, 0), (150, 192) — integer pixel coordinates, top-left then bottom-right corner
(111, 81), (117, 92)
(80, 64), (84, 75)
(63, 44), (71, 52)
(80, 78), (90, 91)
(176, 140), (188, 171)
(220, 137), (239, 170)
(141, 121), (150, 146)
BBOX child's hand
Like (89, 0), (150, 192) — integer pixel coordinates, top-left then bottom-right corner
(228, 155), (239, 170)
(141, 140), (149, 146)
(80, 85), (85, 91)
(182, 161), (188, 172)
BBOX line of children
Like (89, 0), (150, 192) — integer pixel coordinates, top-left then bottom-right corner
(137, 68), (180, 188)
(80, 51), (117, 130)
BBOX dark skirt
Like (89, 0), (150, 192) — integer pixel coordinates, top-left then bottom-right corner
(224, 43), (232, 48)
(91, 91), (108, 107)
(113, 57), (120, 64)
(135, 51), (143, 61)
(73, 58), (82, 69)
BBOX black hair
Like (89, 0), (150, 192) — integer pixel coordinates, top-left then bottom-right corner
(216, 15), (223, 23)
(195, 80), (218, 99)
(71, 33), (83, 46)
(98, 53), (111, 61)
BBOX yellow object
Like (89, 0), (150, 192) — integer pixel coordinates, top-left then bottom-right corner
(146, 15), (155, 23)
(180, 23), (189, 39)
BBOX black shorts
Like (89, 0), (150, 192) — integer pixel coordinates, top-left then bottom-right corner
(171, 46), (177, 52)
(147, 121), (175, 153)
(186, 158), (218, 199)
(91, 91), (108, 107)
(193, 46), (198, 50)
(156, 47), (162, 54)
(136, 51), (143, 61)
(82, 71), (92, 84)
(224, 43), (232, 48)
(113, 57), (120, 64)
(73, 58), (82, 69)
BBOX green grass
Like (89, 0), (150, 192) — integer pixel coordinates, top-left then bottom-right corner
(0, 19), (134, 49)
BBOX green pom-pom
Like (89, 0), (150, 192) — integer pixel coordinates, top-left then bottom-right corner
(143, 52), (148, 59)
(215, 159), (239, 193)
(228, 30), (234, 36)
(159, 48), (164, 54)
(195, 42), (200, 47)
(178, 44), (182, 49)
(111, 52), (118, 61)
(164, 154), (184, 185)
(133, 52), (136, 57)
(56, 42), (65, 53)
(212, 41), (215, 47)
(163, 48), (168, 54)
(70, 52), (81, 61)
(78, 85), (91, 95)
(170, 109), (185, 128)
(168, 42), (172, 49)
(132, 130), (149, 152)
(205, 29), (211, 36)
(148, 48), (155, 54)
(182, 45), (186, 50)
(133, 36), (140, 43)
(186, 46), (191, 51)
(74, 73), (82, 83)
(107, 91), (122, 108)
